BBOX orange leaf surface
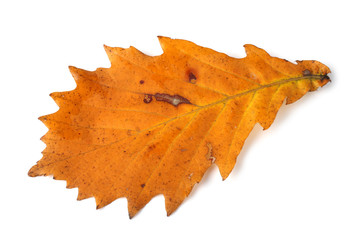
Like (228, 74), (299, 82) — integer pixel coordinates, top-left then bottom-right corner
(28, 37), (330, 218)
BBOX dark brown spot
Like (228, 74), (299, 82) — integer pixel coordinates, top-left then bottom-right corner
(188, 72), (197, 84)
(143, 94), (153, 103)
(139, 80), (145, 84)
(302, 69), (312, 76)
(141, 183), (145, 188)
(154, 93), (192, 107)
(320, 74), (330, 83)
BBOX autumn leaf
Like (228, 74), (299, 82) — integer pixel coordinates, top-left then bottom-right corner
(28, 37), (330, 218)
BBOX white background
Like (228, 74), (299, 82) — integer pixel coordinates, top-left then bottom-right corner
(1, 0), (359, 239)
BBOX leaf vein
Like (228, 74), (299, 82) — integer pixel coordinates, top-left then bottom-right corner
(167, 43), (262, 87)
(55, 97), (170, 118)
(131, 112), (199, 204)
(171, 103), (227, 198)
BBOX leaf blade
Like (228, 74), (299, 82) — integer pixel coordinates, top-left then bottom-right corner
(29, 37), (330, 217)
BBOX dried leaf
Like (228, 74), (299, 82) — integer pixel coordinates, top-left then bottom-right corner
(29, 37), (330, 218)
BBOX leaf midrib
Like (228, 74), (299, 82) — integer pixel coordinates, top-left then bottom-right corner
(149, 75), (325, 131)
(40, 75), (323, 168)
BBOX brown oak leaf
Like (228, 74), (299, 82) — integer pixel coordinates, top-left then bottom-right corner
(28, 37), (330, 218)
